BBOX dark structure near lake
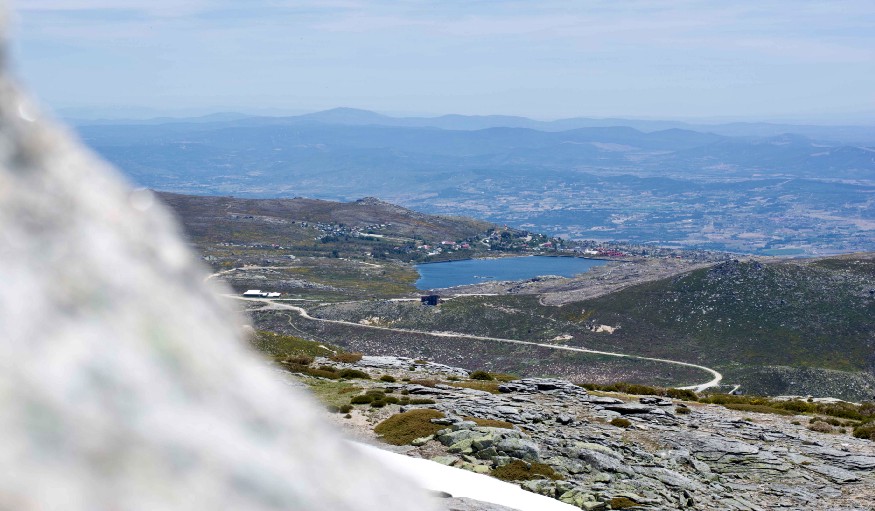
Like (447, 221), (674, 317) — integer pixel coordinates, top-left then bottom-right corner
(421, 294), (442, 306)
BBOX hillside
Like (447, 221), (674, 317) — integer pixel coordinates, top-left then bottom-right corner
(159, 191), (495, 252)
(294, 255), (875, 400)
(575, 257), (875, 370)
(569, 256), (875, 397)
(159, 191), (560, 299)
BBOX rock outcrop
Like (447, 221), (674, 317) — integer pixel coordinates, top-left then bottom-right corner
(313, 356), (875, 511)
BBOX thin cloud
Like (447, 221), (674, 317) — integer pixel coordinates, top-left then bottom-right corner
(15, 0), (208, 17)
(10, 0), (875, 120)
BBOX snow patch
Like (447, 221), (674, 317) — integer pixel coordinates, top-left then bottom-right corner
(350, 442), (579, 511)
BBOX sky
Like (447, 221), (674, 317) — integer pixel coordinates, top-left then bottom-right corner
(8, 0), (875, 122)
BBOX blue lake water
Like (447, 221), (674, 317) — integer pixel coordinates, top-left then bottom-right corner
(415, 256), (609, 290)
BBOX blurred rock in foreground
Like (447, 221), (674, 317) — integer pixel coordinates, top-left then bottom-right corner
(0, 17), (436, 511)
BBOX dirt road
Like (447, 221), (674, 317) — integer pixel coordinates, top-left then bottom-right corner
(231, 296), (723, 392)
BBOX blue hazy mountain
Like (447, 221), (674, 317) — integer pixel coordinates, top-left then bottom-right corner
(73, 107), (875, 145)
(78, 118), (873, 184)
(74, 110), (875, 255)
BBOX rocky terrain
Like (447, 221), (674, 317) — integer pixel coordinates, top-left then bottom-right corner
(291, 254), (875, 401)
(294, 356), (875, 511)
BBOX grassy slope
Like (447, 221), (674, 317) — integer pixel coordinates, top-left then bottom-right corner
(157, 192), (495, 298)
(158, 192), (492, 262)
(158, 191), (549, 298)
(218, 259), (420, 300)
(566, 257), (875, 398)
(574, 258), (875, 371)
(251, 309), (706, 388)
(307, 256), (875, 399)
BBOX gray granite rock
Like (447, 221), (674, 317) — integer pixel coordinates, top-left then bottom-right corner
(603, 403), (657, 414)
(444, 497), (526, 511)
(804, 463), (861, 483)
(576, 448), (634, 475)
(495, 438), (541, 461)
(407, 384), (459, 396)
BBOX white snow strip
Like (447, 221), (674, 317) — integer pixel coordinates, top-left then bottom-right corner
(350, 441), (579, 511)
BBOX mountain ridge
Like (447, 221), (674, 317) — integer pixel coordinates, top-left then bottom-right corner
(72, 106), (875, 145)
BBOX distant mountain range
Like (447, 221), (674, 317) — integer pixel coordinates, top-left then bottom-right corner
(74, 108), (875, 255)
(74, 106), (875, 145)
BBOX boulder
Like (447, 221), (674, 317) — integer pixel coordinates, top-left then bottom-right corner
(495, 438), (541, 462)
(603, 403), (657, 415)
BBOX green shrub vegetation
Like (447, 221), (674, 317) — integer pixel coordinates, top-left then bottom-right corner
(338, 368), (371, 379)
(463, 416), (516, 429)
(251, 330), (337, 358)
(665, 388), (699, 401)
(698, 394), (875, 424)
(380, 374), (397, 382)
(576, 259), (875, 378)
(808, 421), (834, 433)
(816, 401), (869, 421)
(351, 390), (427, 409)
(675, 406), (691, 415)
(298, 367), (341, 379)
(301, 380), (361, 409)
(409, 379), (440, 387)
(723, 403), (795, 416)
(450, 381), (501, 394)
(491, 460), (562, 481)
(581, 382), (697, 401)
(282, 354), (314, 365)
(407, 398), (436, 405)
(374, 409), (446, 445)
(277, 360), (335, 379)
(607, 497), (638, 509)
(469, 370), (494, 381)
(610, 418), (632, 428)
(810, 416), (857, 427)
(350, 394), (375, 404)
(331, 352), (364, 363)
(853, 423), (875, 440)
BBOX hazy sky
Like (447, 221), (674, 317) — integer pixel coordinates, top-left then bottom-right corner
(9, 0), (875, 122)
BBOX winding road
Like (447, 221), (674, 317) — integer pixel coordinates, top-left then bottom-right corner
(231, 296), (724, 392)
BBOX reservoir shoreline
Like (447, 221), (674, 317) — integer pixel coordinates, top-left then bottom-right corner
(415, 254), (611, 290)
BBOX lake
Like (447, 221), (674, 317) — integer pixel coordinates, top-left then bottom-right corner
(415, 256), (609, 290)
